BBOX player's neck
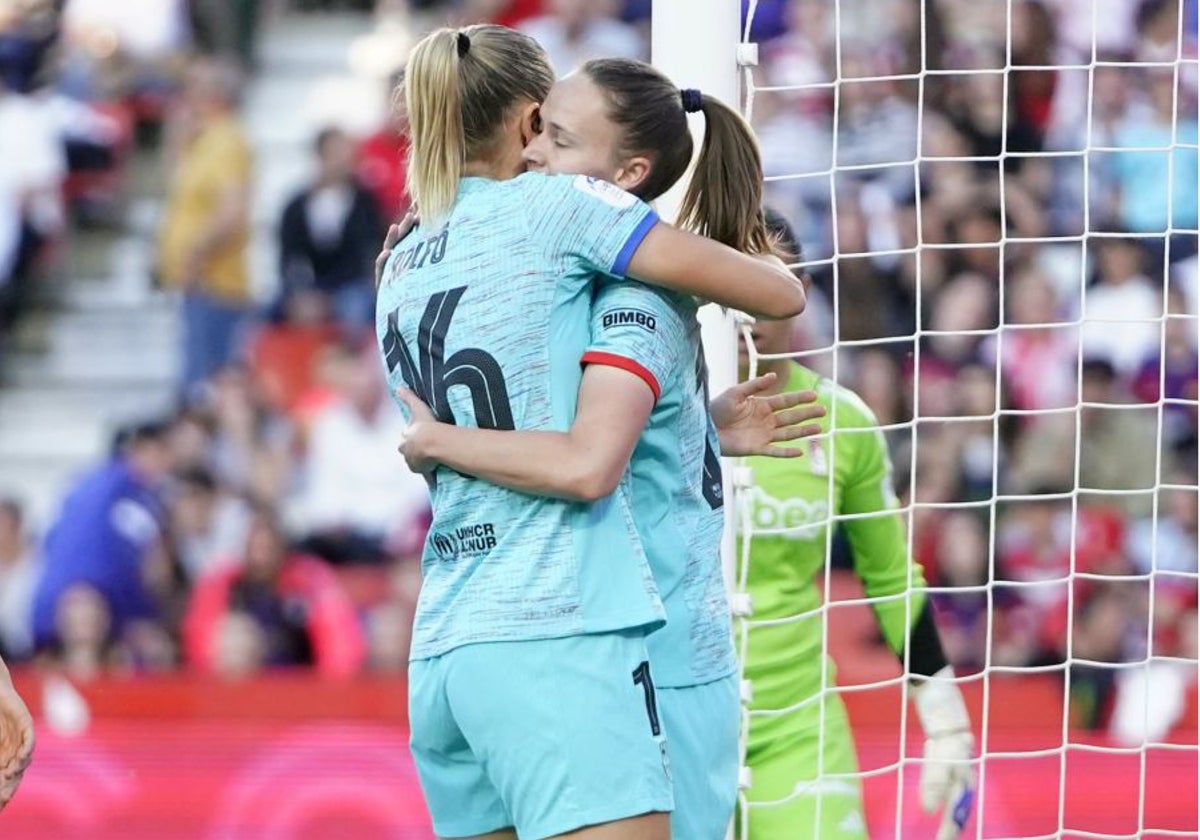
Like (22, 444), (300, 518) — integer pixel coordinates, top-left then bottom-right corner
(463, 148), (525, 182)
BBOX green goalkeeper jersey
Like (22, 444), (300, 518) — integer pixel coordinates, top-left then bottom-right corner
(737, 362), (930, 753)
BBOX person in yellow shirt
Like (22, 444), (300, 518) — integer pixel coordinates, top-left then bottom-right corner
(158, 58), (253, 393)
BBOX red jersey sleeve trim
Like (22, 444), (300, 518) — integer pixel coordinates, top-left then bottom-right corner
(581, 350), (662, 403)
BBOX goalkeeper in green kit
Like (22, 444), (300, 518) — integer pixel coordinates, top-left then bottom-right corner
(737, 215), (977, 839)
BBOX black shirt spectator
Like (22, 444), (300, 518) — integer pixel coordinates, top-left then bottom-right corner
(278, 126), (386, 330)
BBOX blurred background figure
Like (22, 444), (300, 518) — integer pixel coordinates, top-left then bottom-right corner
(518, 0), (644, 76)
(289, 341), (429, 565)
(167, 465), (253, 583)
(355, 68), (409, 222)
(183, 509), (366, 678)
(30, 422), (176, 675)
(157, 58), (253, 396)
(0, 499), (38, 663)
(0, 74), (66, 345)
(277, 126), (386, 331)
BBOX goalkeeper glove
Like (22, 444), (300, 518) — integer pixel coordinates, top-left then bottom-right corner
(912, 665), (976, 840)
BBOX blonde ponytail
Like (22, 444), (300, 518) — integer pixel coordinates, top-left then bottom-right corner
(405, 30), (465, 226)
(402, 25), (554, 227)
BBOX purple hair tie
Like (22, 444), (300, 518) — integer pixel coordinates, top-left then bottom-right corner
(680, 88), (703, 113)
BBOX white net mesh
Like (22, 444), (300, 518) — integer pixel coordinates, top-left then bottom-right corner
(730, 1), (1199, 837)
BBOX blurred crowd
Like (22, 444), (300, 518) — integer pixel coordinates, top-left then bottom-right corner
(0, 0), (1195, 738)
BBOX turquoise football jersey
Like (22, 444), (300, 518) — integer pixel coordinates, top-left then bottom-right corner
(583, 281), (736, 687)
(376, 173), (664, 660)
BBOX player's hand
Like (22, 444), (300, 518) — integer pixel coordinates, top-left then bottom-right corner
(0, 672), (34, 812)
(374, 208), (418, 289)
(710, 372), (825, 458)
(395, 388), (440, 474)
(913, 666), (976, 839)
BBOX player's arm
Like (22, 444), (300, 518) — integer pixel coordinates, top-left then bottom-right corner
(399, 363), (654, 503)
(838, 420), (944, 670)
(399, 281), (673, 501)
(0, 655), (34, 811)
(528, 175), (804, 320)
(839, 409), (975, 840)
(626, 230), (804, 320)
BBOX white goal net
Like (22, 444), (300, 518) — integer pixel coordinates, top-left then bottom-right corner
(710, 1), (1200, 838)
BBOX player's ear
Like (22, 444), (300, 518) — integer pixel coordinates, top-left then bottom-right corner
(614, 156), (651, 194)
(516, 101), (542, 147)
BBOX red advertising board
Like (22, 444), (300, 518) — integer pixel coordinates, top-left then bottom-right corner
(1, 673), (1195, 839)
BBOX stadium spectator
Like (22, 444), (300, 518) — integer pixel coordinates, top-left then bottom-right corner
(949, 361), (1007, 499)
(247, 286), (343, 422)
(996, 492), (1075, 665)
(43, 582), (119, 680)
(0, 500), (37, 662)
(1071, 584), (1141, 726)
(1132, 286), (1199, 450)
(31, 422), (175, 665)
(204, 364), (295, 509)
(289, 342), (429, 565)
(183, 510), (366, 677)
(0, 76), (67, 332)
(59, 0), (191, 108)
(993, 265), (1078, 412)
(928, 511), (991, 670)
(167, 466), (253, 582)
(1109, 69), (1199, 235)
(278, 126), (387, 330)
(355, 69), (410, 222)
(835, 51), (919, 203)
(1127, 469), (1199, 579)
(188, 0), (262, 68)
(517, 0), (644, 76)
(1006, 359), (1161, 517)
(157, 58), (253, 395)
(1076, 360), (1162, 517)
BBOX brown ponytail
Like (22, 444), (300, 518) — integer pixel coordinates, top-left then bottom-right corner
(678, 95), (775, 257)
(582, 59), (777, 257)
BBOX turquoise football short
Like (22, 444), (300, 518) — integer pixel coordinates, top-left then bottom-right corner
(658, 674), (740, 840)
(409, 628), (674, 839)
